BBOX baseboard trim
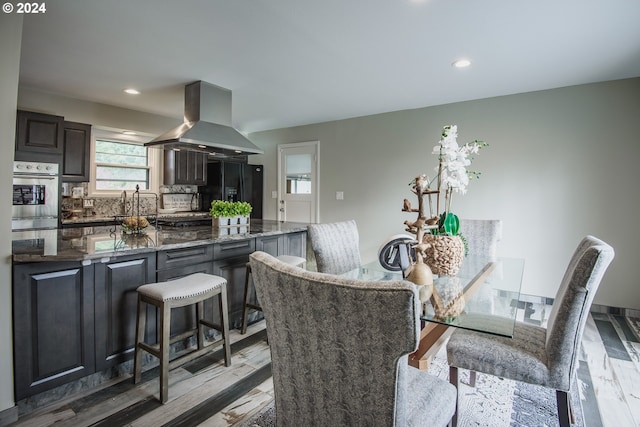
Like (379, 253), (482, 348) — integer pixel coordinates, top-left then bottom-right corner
(0, 405), (18, 426)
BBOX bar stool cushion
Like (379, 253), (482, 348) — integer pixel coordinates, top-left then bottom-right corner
(137, 273), (226, 302)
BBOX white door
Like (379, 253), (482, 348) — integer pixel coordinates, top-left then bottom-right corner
(278, 141), (319, 223)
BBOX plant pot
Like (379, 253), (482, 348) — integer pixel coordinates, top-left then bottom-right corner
(212, 216), (250, 235)
(423, 234), (465, 276)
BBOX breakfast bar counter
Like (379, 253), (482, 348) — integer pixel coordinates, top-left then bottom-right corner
(12, 219), (308, 262)
(11, 219), (308, 400)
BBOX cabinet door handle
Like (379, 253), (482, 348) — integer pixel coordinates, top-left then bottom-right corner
(220, 241), (251, 251)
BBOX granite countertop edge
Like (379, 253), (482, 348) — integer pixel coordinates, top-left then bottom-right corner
(13, 220), (309, 263)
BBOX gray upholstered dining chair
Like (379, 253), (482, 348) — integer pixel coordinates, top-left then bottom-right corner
(307, 219), (361, 274)
(446, 235), (614, 427)
(458, 219), (502, 257)
(249, 251), (457, 426)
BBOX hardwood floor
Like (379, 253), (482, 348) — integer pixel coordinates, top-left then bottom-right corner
(9, 298), (640, 427)
(11, 323), (275, 427)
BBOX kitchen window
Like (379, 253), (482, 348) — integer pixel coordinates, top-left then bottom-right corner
(89, 128), (161, 196)
(94, 139), (150, 190)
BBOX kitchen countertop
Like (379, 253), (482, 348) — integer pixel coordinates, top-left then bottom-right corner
(12, 219), (308, 263)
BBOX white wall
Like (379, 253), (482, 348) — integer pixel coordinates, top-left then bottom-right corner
(250, 78), (640, 309)
(0, 13), (22, 420)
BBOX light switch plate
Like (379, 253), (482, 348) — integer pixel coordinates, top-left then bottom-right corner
(271, 190), (278, 199)
(336, 191), (344, 200)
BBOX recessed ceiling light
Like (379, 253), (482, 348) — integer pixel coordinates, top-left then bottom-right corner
(124, 88), (140, 95)
(452, 59), (471, 68)
(122, 131), (136, 135)
(234, 150), (243, 154)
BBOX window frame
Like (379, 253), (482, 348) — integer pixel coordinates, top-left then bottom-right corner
(88, 128), (161, 197)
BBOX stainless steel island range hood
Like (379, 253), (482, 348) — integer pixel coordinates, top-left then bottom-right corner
(145, 81), (263, 157)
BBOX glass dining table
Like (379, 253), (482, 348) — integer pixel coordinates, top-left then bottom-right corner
(341, 255), (525, 371)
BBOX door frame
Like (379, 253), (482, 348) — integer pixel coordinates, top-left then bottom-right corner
(277, 140), (320, 223)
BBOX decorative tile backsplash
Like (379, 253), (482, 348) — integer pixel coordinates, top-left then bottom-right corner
(62, 184), (200, 218)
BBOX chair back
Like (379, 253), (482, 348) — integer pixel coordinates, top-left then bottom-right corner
(545, 235), (615, 390)
(249, 251), (420, 426)
(307, 220), (361, 274)
(459, 219), (503, 257)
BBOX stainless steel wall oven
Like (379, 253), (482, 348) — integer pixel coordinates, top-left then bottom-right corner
(12, 161), (59, 230)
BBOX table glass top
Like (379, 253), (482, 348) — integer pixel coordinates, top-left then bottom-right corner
(342, 255), (525, 338)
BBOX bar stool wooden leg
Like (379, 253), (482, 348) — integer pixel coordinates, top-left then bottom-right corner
(220, 286), (231, 366)
(159, 301), (170, 404)
(133, 293), (146, 384)
(197, 300), (205, 350)
(240, 264), (252, 335)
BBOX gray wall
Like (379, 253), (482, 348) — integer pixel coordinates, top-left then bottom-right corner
(249, 78), (640, 310)
(0, 13), (22, 419)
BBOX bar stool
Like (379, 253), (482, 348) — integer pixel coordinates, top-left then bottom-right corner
(133, 272), (231, 403)
(241, 255), (306, 334)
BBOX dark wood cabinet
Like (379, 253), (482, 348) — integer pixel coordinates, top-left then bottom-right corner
(94, 253), (156, 371)
(13, 261), (95, 400)
(284, 231), (307, 258)
(213, 255), (251, 330)
(11, 230), (306, 398)
(15, 110), (64, 161)
(62, 121), (92, 182)
(164, 150), (207, 186)
(255, 234), (283, 256)
(156, 245), (215, 337)
(213, 239), (256, 329)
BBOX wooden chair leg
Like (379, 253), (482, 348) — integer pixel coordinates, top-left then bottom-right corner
(556, 390), (571, 427)
(240, 264), (251, 335)
(220, 286), (232, 366)
(159, 302), (171, 404)
(449, 366), (459, 427)
(196, 300), (205, 350)
(133, 294), (146, 384)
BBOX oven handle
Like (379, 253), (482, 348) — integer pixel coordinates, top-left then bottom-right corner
(13, 174), (57, 180)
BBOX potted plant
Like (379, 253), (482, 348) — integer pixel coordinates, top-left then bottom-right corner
(209, 200), (253, 229)
(403, 125), (488, 275)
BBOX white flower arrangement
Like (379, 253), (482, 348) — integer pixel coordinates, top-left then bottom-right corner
(423, 125), (488, 236)
(433, 125), (486, 195)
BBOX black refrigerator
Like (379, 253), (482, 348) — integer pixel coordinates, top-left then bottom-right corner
(198, 160), (263, 219)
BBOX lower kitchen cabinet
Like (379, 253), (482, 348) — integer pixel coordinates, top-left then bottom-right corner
(11, 229), (307, 399)
(156, 245), (215, 337)
(255, 234), (283, 256)
(213, 239), (256, 329)
(94, 253), (156, 371)
(284, 231), (306, 258)
(13, 261), (96, 400)
(213, 255), (251, 329)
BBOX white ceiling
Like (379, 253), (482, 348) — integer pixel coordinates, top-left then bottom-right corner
(18, 0), (640, 134)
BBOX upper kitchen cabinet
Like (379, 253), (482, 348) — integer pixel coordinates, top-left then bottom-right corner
(164, 149), (207, 186)
(62, 121), (92, 182)
(15, 110), (64, 161)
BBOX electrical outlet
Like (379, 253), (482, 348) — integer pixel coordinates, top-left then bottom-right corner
(336, 191), (344, 200)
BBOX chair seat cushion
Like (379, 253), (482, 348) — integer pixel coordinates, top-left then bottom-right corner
(406, 366), (457, 427)
(447, 320), (553, 388)
(137, 273), (226, 302)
